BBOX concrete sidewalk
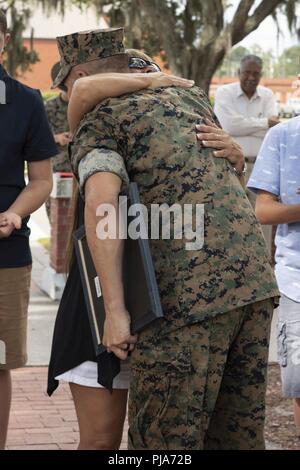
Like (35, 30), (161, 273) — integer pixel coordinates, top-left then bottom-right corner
(27, 280), (58, 366)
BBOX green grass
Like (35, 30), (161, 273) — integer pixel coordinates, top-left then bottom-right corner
(37, 237), (50, 251)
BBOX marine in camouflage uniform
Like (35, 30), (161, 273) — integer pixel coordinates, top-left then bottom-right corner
(55, 29), (280, 450)
(45, 63), (72, 218)
(45, 93), (71, 174)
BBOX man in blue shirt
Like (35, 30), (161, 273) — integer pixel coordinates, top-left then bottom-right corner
(248, 116), (300, 437)
(0, 10), (57, 449)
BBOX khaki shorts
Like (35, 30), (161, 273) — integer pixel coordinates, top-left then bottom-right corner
(0, 265), (32, 370)
(277, 294), (300, 398)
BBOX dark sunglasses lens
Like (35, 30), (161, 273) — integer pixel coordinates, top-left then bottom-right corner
(129, 57), (161, 72)
(150, 63), (161, 72)
(129, 58), (147, 68)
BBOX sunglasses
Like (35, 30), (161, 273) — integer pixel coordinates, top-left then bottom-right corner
(129, 57), (161, 72)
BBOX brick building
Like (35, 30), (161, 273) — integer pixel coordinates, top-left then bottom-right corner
(17, 5), (108, 91)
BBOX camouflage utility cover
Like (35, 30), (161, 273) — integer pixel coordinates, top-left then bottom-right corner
(52, 28), (125, 88)
(70, 86), (279, 332)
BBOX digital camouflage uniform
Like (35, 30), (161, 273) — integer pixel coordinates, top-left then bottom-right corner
(56, 29), (280, 450)
(44, 94), (71, 218)
(45, 94), (71, 174)
(49, 27), (126, 219)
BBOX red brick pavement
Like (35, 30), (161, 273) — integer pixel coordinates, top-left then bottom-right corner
(6, 364), (300, 450)
(7, 367), (128, 450)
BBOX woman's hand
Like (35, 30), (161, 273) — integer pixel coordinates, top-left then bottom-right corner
(146, 72), (194, 90)
(103, 307), (138, 360)
(54, 132), (72, 147)
(196, 118), (245, 172)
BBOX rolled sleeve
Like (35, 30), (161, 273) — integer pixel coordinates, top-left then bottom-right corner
(69, 106), (128, 189)
(247, 125), (281, 196)
(78, 148), (129, 195)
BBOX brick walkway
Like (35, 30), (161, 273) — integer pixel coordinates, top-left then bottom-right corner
(6, 367), (128, 450)
(6, 364), (300, 450)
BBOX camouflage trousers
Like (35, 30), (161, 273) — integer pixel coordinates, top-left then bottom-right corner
(128, 298), (275, 450)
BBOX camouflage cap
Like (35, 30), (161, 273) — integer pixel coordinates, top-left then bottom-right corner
(52, 27), (125, 89)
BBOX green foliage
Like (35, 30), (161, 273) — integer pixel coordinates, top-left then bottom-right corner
(274, 45), (300, 78)
(216, 43), (300, 79)
(70, 0), (300, 90)
(1, 0), (300, 89)
(217, 45), (275, 78)
(216, 46), (250, 77)
(42, 90), (59, 101)
(0, 1), (39, 77)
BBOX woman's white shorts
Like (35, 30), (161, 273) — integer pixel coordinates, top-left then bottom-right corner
(55, 360), (130, 389)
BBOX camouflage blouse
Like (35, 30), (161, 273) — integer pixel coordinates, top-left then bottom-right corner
(70, 86), (279, 332)
(45, 94), (72, 173)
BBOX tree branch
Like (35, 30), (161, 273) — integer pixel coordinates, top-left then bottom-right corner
(183, 0), (197, 45)
(230, 0), (256, 39)
(231, 0), (285, 45)
(197, 0), (225, 46)
(138, 0), (184, 70)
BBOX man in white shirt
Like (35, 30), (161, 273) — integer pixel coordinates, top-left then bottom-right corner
(214, 54), (280, 253)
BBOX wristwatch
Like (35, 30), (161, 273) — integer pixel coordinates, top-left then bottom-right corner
(232, 161), (247, 178)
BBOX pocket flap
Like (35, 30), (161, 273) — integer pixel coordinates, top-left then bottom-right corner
(131, 340), (191, 375)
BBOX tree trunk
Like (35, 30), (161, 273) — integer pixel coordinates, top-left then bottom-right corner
(3, 4), (39, 77)
(137, 0), (291, 93)
(165, 42), (226, 95)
